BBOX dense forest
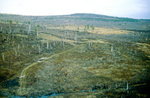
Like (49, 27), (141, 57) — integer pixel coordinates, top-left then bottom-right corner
(0, 13), (150, 97)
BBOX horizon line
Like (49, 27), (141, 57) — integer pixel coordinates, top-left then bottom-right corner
(0, 12), (150, 20)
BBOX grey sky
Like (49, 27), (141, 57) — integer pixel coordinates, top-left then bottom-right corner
(0, 0), (150, 19)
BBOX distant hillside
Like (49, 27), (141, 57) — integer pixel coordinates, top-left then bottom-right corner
(0, 13), (150, 30)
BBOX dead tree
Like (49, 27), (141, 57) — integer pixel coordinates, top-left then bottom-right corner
(36, 24), (40, 37)
(38, 45), (41, 54)
(46, 42), (49, 49)
(88, 42), (92, 48)
(28, 24), (31, 35)
(2, 53), (5, 61)
(111, 45), (114, 53)
(74, 32), (77, 44)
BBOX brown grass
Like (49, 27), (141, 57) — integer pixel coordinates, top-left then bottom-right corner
(39, 33), (75, 45)
(137, 43), (150, 58)
(48, 25), (128, 34)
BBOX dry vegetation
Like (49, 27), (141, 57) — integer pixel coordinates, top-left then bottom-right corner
(49, 25), (128, 34)
(0, 13), (150, 97)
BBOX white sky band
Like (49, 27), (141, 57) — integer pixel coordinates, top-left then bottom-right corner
(0, 0), (150, 19)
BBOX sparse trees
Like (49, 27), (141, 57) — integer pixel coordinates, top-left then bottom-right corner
(84, 24), (95, 31)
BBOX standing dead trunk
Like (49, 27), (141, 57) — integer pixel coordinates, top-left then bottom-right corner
(22, 44), (24, 48)
(89, 42), (93, 48)
(53, 41), (56, 47)
(2, 53), (5, 61)
(37, 29), (39, 37)
(74, 32), (77, 44)
(62, 41), (64, 48)
(28, 24), (31, 35)
(111, 45), (113, 53)
(9, 24), (11, 34)
(36, 25), (40, 37)
(0, 27), (2, 31)
(29, 51), (30, 55)
(18, 44), (20, 50)
(46, 42), (49, 49)
(14, 48), (17, 57)
(88, 42), (91, 48)
(38, 46), (41, 54)
(126, 81), (129, 90)
(126, 81), (129, 94)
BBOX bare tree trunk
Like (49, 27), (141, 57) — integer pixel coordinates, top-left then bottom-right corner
(14, 48), (17, 57)
(37, 28), (39, 37)
(47, 42), (49, 49)
(126, 81), (129, 90)
(74, 32), (77, 44)
(88, 42), (91, 48)
(2, 53), (5, 61)
(12, 41), (15, 46)
(53, 41), (56, 47)
(28, 24), (31, 35)
(62, 41), (64, 48)
(88, 42), (92, 48)
(77, 26), (79, 31)
(126, 81), (129, 94)
(9, 25), (11, 33)
(49, 44), (52, 50)
(18, 44), (20, 50)
(45, 25), (48, 32)
(22, 44), (24, 48)
(38, 46), (41, 54)
(115, 83), (118, 88)
(111, 45), (113, 52)
(0, 27), (2, 31)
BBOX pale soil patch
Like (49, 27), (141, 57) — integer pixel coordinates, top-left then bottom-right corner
(87, 39), (108, 44)
(15, 34), (28, 38)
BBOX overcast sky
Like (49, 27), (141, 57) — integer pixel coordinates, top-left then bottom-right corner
(0, 0), (150, 19)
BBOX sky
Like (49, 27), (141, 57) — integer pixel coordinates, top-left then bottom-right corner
(0, 0), (150, 19)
